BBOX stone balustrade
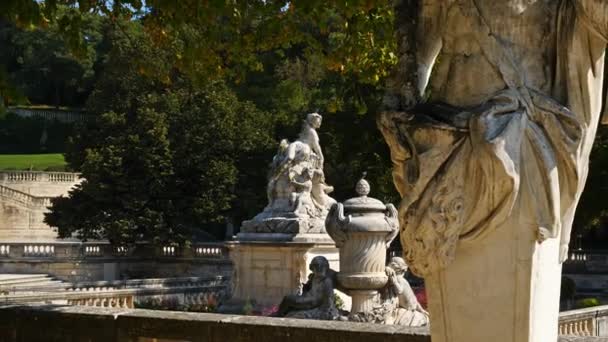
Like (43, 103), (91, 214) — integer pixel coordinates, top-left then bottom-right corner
(0, 242), (228, 259)
(68, 295), (134, 308)
(0, 185), (52, 208)
(195, 245), (225, 258)
(0, 245), (9, 256)
(7, 107), (88, 123)
(0, 277), (230, 311)
(0, 171), (81, 183)
(22, 244), (55, 257)
(0, 241), (233, 282)
(559, 305), (608, 337)
(162, 246), (176, 256)
(563, 250), (608, 273)
(84, 245), (102, 256)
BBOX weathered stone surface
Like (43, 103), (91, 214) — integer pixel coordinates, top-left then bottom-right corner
(0, 305), (431, 342)
(381, 1), (608, 342)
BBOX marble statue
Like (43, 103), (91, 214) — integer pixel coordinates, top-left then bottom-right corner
(380, 1), (608, 342)
(349, 257), (429, 327)
(275, 256), (340, 320)
(242, 113), (335, 235)
(381, 257), (429, 326)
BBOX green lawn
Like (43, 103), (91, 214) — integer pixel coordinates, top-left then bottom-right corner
(0, 154), (67, 171)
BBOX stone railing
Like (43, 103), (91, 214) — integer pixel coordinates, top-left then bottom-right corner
(22, 244), (55, 257)
(559, 305), (608, 337)
(0, 276), (230, 313)
(0, 244), (10, 256)
(7, 107), (88, 123)
(0, 171), (80, 183)
(0, 241), (233, 282)
(0, 185), (52, 209)
(564, 249), (608, 273)
(0, 241), (229, 259)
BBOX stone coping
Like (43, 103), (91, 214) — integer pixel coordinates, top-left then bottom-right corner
(0, 304), (430, 342)
(560, 305), (608, 321)
(0, 304), (600, 341)
(229, 233), (336, 245)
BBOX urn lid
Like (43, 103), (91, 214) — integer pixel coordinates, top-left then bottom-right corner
(342, 174), (387, 213)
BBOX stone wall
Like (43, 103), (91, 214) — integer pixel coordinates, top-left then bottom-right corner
(0, 305), (431, 342)
(0, 305), (599, 342)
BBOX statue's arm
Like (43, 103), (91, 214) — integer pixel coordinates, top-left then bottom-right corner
(310, 131), (323, 163)
(416, 0), (444, 95)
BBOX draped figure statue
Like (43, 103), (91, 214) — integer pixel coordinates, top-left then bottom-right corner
(379, 1), (607, 341)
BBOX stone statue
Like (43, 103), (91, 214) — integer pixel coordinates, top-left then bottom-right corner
(380, 1), (608, 341)
(381, 257), (429, 326)
(242, 113), (335, 235)
(349, 257), (429, 327)
(275, 256), (340, 320)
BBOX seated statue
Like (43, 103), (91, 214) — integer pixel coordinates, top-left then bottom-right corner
(382, 257), (429, 326)
(275, 256), (339, 320)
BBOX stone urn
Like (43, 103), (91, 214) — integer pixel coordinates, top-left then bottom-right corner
(325, 176), (399, 314)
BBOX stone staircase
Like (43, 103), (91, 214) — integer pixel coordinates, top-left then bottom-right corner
(0, 274), (69, 294)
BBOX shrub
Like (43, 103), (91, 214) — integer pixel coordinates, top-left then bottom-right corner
(577, 298), (600, 308)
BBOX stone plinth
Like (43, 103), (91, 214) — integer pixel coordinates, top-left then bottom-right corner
(424, 217), (562, 342)
(227, 234), (339, 307)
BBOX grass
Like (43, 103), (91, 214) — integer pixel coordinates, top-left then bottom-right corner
(0, 154), (67, 171)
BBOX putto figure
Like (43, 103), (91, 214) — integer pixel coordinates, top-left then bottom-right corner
(242, 112), (335, 236)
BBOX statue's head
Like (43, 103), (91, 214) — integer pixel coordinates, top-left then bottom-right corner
(306, 113), (322, 129)
(388, 257), (408, 274)
(310, 256), (330, 278)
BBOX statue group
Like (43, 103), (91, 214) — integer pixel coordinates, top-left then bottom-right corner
(276, 256), (428, 327)
(242, 113), (335, 235)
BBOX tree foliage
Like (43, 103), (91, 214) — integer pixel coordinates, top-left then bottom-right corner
(46, 22), (275, 243)
(0, 10), (104, 107)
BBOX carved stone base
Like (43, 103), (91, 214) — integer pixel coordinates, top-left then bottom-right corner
(349, 290), (379, 314)
(423, 215), (561, 342)
(241, 217), (326, 235)
(226, 240), (343, 307)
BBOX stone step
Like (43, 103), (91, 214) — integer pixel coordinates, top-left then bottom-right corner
(0, 274), (60, 288)
(1, 280), (65, 289)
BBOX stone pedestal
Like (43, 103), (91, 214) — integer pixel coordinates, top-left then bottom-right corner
(423, 215), (561, 342)
(227, 234), (339, 307)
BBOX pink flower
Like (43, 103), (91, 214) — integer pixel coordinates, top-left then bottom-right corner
(414, 287), (427, 309)
(260, 305), (279, 316)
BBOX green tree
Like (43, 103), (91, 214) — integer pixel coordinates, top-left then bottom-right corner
(0, 10), (103, 107)
(46, 21), (275, 244)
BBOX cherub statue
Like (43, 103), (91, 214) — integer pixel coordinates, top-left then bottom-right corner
(382, 257), (429, 326)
